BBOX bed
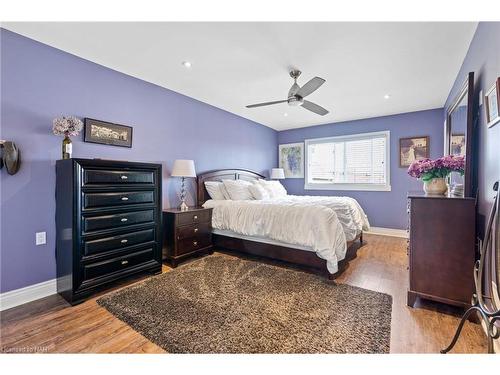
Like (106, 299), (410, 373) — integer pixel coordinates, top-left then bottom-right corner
(197, 168), (368, 279)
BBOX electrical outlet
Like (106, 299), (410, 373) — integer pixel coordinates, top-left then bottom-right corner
(36, 232), (46, 245)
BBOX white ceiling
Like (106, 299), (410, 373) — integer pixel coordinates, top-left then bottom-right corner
(3, 22), (477, 131)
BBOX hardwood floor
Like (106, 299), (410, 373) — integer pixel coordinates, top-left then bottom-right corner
(0, 234), (487, 353)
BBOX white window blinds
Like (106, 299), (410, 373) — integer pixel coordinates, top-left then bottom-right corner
(305, 131), (391, 191)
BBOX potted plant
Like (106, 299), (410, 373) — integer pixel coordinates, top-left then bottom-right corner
(53, 116), (83, 159)
(408, 155), (465, 195)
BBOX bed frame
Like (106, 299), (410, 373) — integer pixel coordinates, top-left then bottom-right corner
(197, 168), (363, 280)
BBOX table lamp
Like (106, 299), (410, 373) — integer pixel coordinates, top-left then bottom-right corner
(171, 159), (196, 211)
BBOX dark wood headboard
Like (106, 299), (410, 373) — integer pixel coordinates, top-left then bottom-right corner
(197, 169), (266, 206)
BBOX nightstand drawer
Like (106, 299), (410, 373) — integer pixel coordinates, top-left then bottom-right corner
(176, 222), (211, 240)
(176, 210), (211, 226)
(83, 228), (155, 257)
(177, 234), (212, 255)
(82, 248), (154, 281)
(83, 169), (155, 186)
(83, 191), (154, 209)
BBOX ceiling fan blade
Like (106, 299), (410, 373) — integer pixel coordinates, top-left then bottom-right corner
(296, 77), (326, 98)
(301, 100), (329, 116)
(246, 100), (287, 108)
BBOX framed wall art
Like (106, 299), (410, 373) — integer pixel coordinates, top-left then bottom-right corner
(84, 118), (133, 148)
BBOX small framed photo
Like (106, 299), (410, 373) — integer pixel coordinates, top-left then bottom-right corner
(84, 118), (133, 148)
(485, 77), (500, 128)
(399, 136), (429, 167)
(451, 133), (466, 156)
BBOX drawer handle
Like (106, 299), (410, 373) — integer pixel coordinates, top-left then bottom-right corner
(194, 228), (199, 233)
(120, 218), (128, 222)
(121, 197), (129, 201)
(121, 239), (128, 244)
(120, 175), (128, 180)
(193, 215), (198, 220)
(121, 260), (129, 265)
(193, 241), (198, 246)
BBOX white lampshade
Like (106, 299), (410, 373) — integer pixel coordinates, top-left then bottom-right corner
(270, 168), (285, 179)
(171, 159), (196, 178)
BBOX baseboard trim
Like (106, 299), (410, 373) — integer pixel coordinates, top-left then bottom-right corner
(0, 279), (57, 311)
(366, 226), (408, 238)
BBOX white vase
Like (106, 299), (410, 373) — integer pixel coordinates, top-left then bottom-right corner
(423, 178), (447, 195)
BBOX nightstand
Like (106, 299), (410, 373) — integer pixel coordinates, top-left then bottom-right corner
(162, 207), (213, 267)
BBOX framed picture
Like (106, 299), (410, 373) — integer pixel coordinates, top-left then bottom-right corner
(84, 118), (133, 148)
(485, 77), (500, 128)
(451, 133), (466, 156)
(279, 142), (304, 178)
(399, 136), (429, 167)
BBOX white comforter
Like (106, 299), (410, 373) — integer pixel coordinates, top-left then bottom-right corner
(271, 195), (370, 241)
(203, 195), (369, 274)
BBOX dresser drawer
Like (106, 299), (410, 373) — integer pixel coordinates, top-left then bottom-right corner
(83, 169), (154, 186)
(83, 209), (154, 233)
(177, 234), (212, 255)
(176, 210), (211, 226)
(82, 248), (154, 281)
(83, 228), (155, 257)
(83, 191), (154, 209)
(176, 222), (211, 240)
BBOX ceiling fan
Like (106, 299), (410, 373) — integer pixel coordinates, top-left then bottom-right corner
(246, 70), (329, 116)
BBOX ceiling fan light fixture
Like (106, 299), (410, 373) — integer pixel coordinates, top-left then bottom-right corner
(384, 94), (390, 99)
(181, 61), (192, 68)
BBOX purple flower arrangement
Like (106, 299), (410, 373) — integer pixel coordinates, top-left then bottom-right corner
(407, 155), (465, 182)
(52, 116), (83, 137)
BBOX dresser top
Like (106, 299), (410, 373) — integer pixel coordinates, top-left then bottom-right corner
(407, 191), (476, 200)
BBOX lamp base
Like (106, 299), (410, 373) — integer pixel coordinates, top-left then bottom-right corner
(179, 201), (189, 211)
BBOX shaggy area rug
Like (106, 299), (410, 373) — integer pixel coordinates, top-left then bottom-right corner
(97, 254), (392, 353)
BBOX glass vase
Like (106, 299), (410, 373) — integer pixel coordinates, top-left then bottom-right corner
(62, 134), (72, 159)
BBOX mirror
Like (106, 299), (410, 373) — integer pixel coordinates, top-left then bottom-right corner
(445, 72), (475, 197)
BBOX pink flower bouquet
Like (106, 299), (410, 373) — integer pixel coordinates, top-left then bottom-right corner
(407, 155), (465, 182)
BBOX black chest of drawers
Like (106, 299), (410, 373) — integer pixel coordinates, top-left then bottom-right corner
(56, 158), (162, 305)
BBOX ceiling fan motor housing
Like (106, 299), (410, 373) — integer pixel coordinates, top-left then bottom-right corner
(287, 96), (303, 106)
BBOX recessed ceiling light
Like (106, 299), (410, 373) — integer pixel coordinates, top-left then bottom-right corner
(284, 113), (288, 117)
(182, 61), (192, 68)
(384, 94), (390, 99)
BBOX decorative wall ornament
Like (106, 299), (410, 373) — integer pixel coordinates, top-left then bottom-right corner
(84, 118), (133, 148)
(485, 77), (500, 128)
(52, 116), (83, 159)
(279, 142), (304, 178)
(0, 140), (21, 175)
(399, 136), (429, 167)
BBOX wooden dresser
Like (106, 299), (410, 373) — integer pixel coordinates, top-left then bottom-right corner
(55, 158), (162, 305)
(407, 192), (476, 308)
(163, 207), (213, 267)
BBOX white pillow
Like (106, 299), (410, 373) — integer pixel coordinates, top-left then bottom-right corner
(204, 181), (226, 200)
(222, 179), (254, 200)
(257, 179), (287, 198)
(249, 183), (271, 200)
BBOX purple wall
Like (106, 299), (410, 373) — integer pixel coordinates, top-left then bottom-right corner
(278, 109), (444, 229)
(0, 29), (277, 293)
(444, 22), (500, 232)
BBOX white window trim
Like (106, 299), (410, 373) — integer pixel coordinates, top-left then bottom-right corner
(304, 130), (391, 192)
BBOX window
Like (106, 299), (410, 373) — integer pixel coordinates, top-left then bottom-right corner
(305, 131), (391, 191)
